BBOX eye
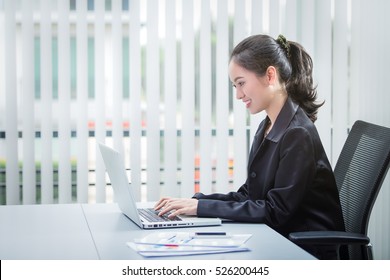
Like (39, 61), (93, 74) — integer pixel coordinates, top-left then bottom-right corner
(232, 80), (245, 88)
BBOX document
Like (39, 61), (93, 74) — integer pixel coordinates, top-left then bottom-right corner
(127, 232), (252, 257)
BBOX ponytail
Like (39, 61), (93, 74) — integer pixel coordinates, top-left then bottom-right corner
(284, 40), (323, 122)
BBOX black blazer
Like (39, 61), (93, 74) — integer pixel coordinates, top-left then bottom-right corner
(193, 97), (345, 237)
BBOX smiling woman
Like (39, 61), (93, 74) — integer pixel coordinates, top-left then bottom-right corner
(155, 34), (345, 260)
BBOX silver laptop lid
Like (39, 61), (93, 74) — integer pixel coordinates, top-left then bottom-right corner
(99, 142), (222, 229)
(98, 143), (143, 227)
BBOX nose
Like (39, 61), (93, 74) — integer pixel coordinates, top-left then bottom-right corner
(235, 88), (245, 100)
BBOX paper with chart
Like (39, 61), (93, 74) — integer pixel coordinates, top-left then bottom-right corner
(127, 232), (252, 257)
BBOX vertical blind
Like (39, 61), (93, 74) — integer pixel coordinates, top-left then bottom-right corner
(3, 0), (18, 205)
(0, 0), (389, 258)
(21, 0), (35, 205)
(40, 0), (53, 204)
(128, 0), (142, 200)
(163, 0), (177, 197)
(57, 0), (71, 203)
(215, 0), (229, 194)
(76, 0), (88, 203)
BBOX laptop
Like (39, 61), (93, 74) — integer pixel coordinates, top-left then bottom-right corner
(98, 143), (222, 229)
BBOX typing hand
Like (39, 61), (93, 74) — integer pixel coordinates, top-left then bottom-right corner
(154, 197), (198, 218)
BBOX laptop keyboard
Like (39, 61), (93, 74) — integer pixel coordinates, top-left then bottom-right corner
(138, 208), (182, 222)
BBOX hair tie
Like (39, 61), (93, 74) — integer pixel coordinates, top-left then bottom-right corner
(276, 34), (290, 58)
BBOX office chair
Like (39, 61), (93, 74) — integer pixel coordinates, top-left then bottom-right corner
(289, 120), (390, 259)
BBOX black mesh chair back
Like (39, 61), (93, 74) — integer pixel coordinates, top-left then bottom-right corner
(334, 120), (390, 259)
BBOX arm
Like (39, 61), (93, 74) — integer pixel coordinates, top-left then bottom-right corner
(157, 127), (316, 224)
(198, 127), (317, 225)
(192, 183), (249, 202)
(154, 183), (249, 217)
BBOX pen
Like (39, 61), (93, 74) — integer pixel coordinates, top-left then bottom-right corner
(192, 232), (231, 238)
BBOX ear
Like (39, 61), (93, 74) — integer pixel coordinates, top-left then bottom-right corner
(265, 66), (278, 85)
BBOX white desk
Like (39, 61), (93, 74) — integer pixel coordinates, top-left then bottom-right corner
(0, 204), (98, 259)
(0, 203), (316, 260)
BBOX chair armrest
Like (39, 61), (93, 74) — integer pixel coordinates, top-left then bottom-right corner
(288, 231), (370, 246)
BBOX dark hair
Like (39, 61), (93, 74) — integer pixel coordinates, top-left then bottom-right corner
(229, 34), (323, 122)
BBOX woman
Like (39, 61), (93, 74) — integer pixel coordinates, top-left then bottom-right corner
(155, 34), (345, 259)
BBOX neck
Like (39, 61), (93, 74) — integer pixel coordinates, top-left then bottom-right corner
(265, 91), (288, 126)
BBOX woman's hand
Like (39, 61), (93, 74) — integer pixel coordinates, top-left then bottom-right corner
(154, 197), (198, 218)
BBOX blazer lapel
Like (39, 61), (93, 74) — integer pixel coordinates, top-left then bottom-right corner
(247, 97), (299, 168)
(248, 118), (268, 168)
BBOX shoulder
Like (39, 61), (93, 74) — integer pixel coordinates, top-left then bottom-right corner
(289, 107), (319, 137)
(280, 109), (318, 148)
(281, 126), (313, 147)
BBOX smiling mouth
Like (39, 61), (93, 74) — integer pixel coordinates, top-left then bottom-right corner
(243, 99), (251, 108)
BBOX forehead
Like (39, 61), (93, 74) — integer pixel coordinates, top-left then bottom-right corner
(228, 60), (254, 82)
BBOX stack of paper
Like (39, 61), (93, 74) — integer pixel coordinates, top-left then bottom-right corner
(127, 232), (252, 257)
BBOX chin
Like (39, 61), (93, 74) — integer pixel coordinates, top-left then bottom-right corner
(249, 108), (263, 115)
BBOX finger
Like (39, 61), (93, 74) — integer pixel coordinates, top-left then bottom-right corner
(154, 198), (163, 208)
(157, 204), (175, 216)
(154, 198), (170, 210)
(154, 197), (168, 207)
(168, 201), (197, 217)
(168, 208), (184, 218)
(154, 201), (164, 210)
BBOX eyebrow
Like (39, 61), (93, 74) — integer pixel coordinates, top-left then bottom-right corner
(233, 76), (244, 83)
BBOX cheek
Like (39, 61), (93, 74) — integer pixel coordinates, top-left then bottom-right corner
(251, 87), (272, 109)
(250, 86), (268, 101)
